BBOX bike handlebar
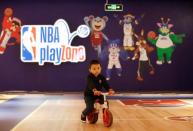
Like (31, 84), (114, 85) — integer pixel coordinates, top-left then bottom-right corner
(101, 92), (109, 95)
(101, 92), (114, 96)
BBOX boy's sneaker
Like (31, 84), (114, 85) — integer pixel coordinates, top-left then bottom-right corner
(81, 113), (86, 123)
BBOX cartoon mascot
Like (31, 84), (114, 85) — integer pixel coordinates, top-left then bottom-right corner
(147, 18), (185, 65)
(84, 15), (109, 57)
(0, 8), (21, 54)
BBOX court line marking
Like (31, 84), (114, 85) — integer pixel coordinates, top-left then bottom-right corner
(116, 99), (193, 106)
(0, 100), (8, 104)
(179, 99), (193, 105)
(0, 95), (19, 104)
(11, 100), (48, 131)
(164, 116), (193, 123)
(115, 100), (193, 110)
(14, 118), (164, 121)
(116, 100), (125, 106)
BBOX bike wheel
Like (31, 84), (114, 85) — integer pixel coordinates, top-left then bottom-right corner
(103, 109), (113, 127)
(87, 110), (99, 124)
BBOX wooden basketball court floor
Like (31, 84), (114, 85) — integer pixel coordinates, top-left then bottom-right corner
(0, 93), (193, 131)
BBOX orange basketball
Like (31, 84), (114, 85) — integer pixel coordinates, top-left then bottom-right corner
(4, 8), (13, 17)
(147, 31), (156, 39)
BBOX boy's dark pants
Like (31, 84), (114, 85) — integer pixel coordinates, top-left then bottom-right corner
(82, 95), (104, 116)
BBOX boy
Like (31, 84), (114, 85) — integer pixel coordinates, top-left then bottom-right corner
(81, 59), (115, 122)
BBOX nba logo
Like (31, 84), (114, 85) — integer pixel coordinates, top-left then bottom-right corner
(20, 19), (90, 65)
(21, 26), (37, 61)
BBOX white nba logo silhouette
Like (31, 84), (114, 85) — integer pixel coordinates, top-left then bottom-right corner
(22, 26), (36, 60)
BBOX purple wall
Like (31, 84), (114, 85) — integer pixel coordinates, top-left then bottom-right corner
(0, 0), (193, 92)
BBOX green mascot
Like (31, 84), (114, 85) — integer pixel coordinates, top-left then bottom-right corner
(147, 18), (185, 65)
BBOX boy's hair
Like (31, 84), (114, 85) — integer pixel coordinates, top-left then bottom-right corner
(89, 59), (101, 68)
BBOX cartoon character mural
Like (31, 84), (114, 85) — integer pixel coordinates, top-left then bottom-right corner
(119, 13), (142, 51)
(0, 8), (21, 54)
(132, 30), (155, 81)
(84, 15), (109, 57)
(147, 18), (185, 65)
(100, 39), (129, 80)
(119, 14), (135, 51)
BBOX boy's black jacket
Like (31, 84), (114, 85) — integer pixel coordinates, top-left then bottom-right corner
(84, 73), (111, 96)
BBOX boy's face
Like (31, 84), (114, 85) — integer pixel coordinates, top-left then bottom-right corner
(89, 64), (101, 77)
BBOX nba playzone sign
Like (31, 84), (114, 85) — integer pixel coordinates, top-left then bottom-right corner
(21, 19), (90, 66)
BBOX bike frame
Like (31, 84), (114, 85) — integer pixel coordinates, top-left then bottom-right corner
(87, 92), (113, 127)
(94, 92), (109, 111)
(101, 92), (109, 109)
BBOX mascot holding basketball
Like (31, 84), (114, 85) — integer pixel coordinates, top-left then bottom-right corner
(147, 18), (185, 65)
(0, 8), (21, 54)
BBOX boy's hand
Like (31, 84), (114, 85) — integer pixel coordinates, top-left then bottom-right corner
(108, 90), (115, 95)
(94, 91), (101, 96)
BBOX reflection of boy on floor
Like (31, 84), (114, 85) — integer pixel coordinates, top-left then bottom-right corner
(81, 60), (115, 122)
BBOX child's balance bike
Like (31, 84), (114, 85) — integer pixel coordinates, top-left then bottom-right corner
(87, 92), (113, 127)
